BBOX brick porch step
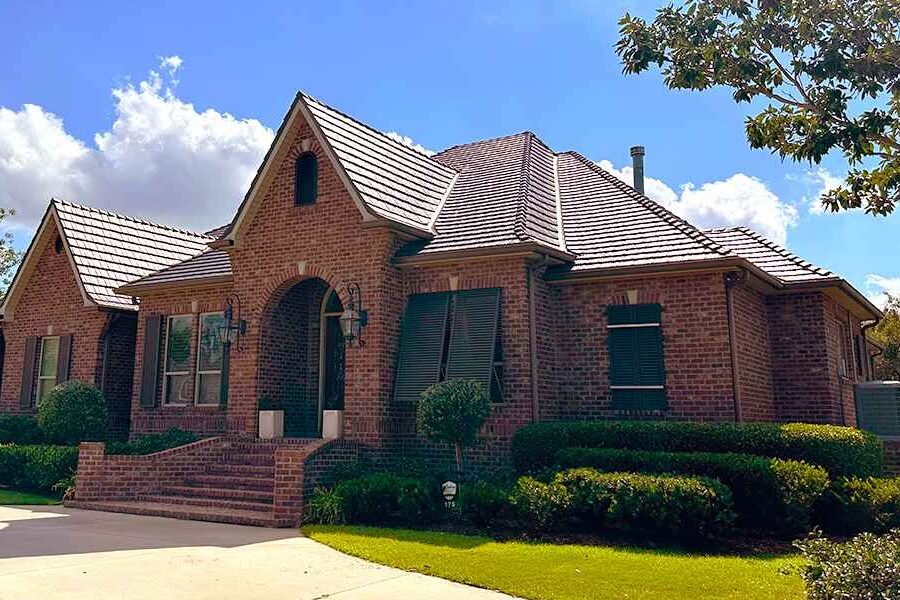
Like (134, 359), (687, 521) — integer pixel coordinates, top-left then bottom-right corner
(160, 485), (274, 503)
(205, 463), (275, 477)
(140, 494), (273, 513)
(72, 500), (277, 527)
(219, 452), (276, 466)
(187, 474), (275, 490)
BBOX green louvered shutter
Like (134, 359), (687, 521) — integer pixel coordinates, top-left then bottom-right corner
(393, 293), (450, 403)
(606, 304), (667, 411)
(445, 288), (501, 395)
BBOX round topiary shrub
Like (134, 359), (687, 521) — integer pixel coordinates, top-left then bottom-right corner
(36, 381), (107, 444)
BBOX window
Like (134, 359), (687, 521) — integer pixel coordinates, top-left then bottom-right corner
(36, 336), (59, 403)
(295, 152), (318, 205)
(606, 304), (667, 411)
(394, 288), (503, 404)
(196, 312), (225, 406)
(163, 315), (193, 405)
(838, 322), (852, 378)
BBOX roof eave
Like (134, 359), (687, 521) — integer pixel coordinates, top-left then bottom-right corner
(546, 256), (753, 284)
(116, 274), (234, 297)
(394, 242), (576, 268)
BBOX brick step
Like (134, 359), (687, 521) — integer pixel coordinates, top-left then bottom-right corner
(161, 485), (273, 503)
(186, 474), (274, 491)
(205, 463), (275, 477)
(140, 494), (273, 513)
(219, 453), (276, 466)
(71, 500), (278, 527)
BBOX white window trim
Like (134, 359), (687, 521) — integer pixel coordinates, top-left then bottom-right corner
(162, 314), (192, 406)
(606, 322), (660, 329)
(36, 336), (60, 403)
(195, 312), (224, 407)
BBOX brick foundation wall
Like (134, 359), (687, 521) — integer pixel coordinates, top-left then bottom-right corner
(732, 283), (776, 421)
(883, 440), (900, 476)
(72, 437), (225, 501)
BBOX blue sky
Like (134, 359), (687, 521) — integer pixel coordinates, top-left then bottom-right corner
(0, 0), (896, 302)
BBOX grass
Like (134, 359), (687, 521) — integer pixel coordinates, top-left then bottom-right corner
(0, 489), (60, 505)
(304, 525), (804, 600)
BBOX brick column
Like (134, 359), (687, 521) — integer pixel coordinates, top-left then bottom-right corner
(273, 446), (305, 527)
(72, 442), (107, 501)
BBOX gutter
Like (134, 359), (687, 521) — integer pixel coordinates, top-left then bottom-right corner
(393, 242), (576, 268)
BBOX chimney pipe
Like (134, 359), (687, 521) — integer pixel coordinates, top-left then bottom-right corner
(630, 145), (645, 195)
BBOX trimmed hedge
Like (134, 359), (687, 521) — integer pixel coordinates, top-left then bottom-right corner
(512, 420), (882, 477)
(0, 415), (43, 444)
(820, 476), (900, 535)
(328, 473), (441, 525)
(0, 444), (78, 493)
(556, 447), (829, 534)
(106, 428), (199, 455)
(512, 468), (735, 541)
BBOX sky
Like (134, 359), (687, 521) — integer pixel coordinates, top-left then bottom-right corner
(0, 0), (897, 304)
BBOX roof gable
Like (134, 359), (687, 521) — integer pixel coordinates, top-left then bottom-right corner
(1, 199), (212, 319)
(220, 92), (457, 246)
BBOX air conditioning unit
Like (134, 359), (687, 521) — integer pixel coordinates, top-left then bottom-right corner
(855, 382), (900, 438)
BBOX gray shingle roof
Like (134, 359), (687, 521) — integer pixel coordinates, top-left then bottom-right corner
(403, 132), (565, 255)
(53, 200), (213, 309)
(703, 226), (835, 284)
(121, 249), (232, 291)
(302, 93), (457, 231)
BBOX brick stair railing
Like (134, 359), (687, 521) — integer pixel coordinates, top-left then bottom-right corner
(66, 437), (358, 527)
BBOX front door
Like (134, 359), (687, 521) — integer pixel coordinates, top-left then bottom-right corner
(318, 289), (345, 434)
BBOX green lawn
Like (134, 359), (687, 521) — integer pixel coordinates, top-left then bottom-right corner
(0, 489), (60, 505)
(304, 525), (804, 600)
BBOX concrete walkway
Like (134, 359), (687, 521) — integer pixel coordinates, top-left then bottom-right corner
(0, 505), (514, 599)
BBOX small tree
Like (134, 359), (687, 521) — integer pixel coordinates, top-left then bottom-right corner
(37, 381), (107, 444)
(417, 378), (491, 481)
(870, 295), (900, 380)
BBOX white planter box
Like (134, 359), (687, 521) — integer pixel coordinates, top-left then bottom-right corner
(258, 410), (284, 439)
(322, 410), (343, 439)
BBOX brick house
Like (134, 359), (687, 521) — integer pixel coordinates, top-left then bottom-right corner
(1, 91), (881, 525)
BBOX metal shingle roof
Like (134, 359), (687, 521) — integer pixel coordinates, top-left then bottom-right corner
(122, 249), (232, 290)
(703, 226), (834, 284)
(302, 93), (457, 231)
(53, 200), (213, 309)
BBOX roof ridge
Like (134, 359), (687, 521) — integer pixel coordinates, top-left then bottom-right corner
(513, 132), (535, 243)
(726, 226), (833, 276)
(51, 198), (213, 240)
(433, 131), (535, 159)
(300, 91), (456, 172)
(561, 152), (731, 258)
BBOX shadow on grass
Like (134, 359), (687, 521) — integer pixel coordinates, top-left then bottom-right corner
(304, 524), (492, 550)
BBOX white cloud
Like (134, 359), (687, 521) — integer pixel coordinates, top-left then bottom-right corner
(803, 168), (844, 214)
(384, 131), (435, 156)
(597, 160), (798, 246)
(0, 56), (274, 238)
(865, 274), (900, 308)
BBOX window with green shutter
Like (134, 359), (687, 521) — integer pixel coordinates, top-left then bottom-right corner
(394, 288), (503, 404)
(606, 303), (667, 411)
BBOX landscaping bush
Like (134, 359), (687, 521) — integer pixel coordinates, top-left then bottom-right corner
(306, 486), (345, 525)
(795, 530), (900, 600)
(460, 480), (513, 529)
(556, 447), (829, 534)
(0, 414), (43, 444)
(330, 473), (440, 525)
(36, 381), (107, 445)
(509, 476), (572, 530)
(0, 444), (78, 493)
(106, 428), (199, 455)
(819, 476), (900, 535)
(512, 420), (881, 477)
(552, 468), (735, 541)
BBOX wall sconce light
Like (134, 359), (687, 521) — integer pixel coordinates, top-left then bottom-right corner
(217, 296), (248, 352)
(339, 282), (368, 347)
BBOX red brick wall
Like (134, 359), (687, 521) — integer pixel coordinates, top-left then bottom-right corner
(883, 440), (900, 476)
(0, 228), (133, 420)
(732, 284), (776, 421)
(101, 314), (137, 440)
(822, 294), (863, 426)
(550, 272), (737, 422)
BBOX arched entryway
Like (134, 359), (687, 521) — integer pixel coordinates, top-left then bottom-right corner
(258, 277), (345, 438)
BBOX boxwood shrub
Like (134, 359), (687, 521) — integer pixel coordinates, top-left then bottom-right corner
(329, 473), (441, 525)
(0, 415), (43, 444)
(819, 476), (900, 535)
(555, 447), (829, 534)
(795, 530), (900, 600)
(511, 468), (735, 541)
(0, 444), (78, 493)
(512, 420), (881, 477)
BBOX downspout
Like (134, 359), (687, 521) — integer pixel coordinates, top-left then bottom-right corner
(724, 270), (747, 422)
(861, 318), (881, 381)
(526, 258), (546, 423)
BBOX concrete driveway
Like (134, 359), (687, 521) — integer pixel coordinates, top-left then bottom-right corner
(0, 505), (514, 599)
